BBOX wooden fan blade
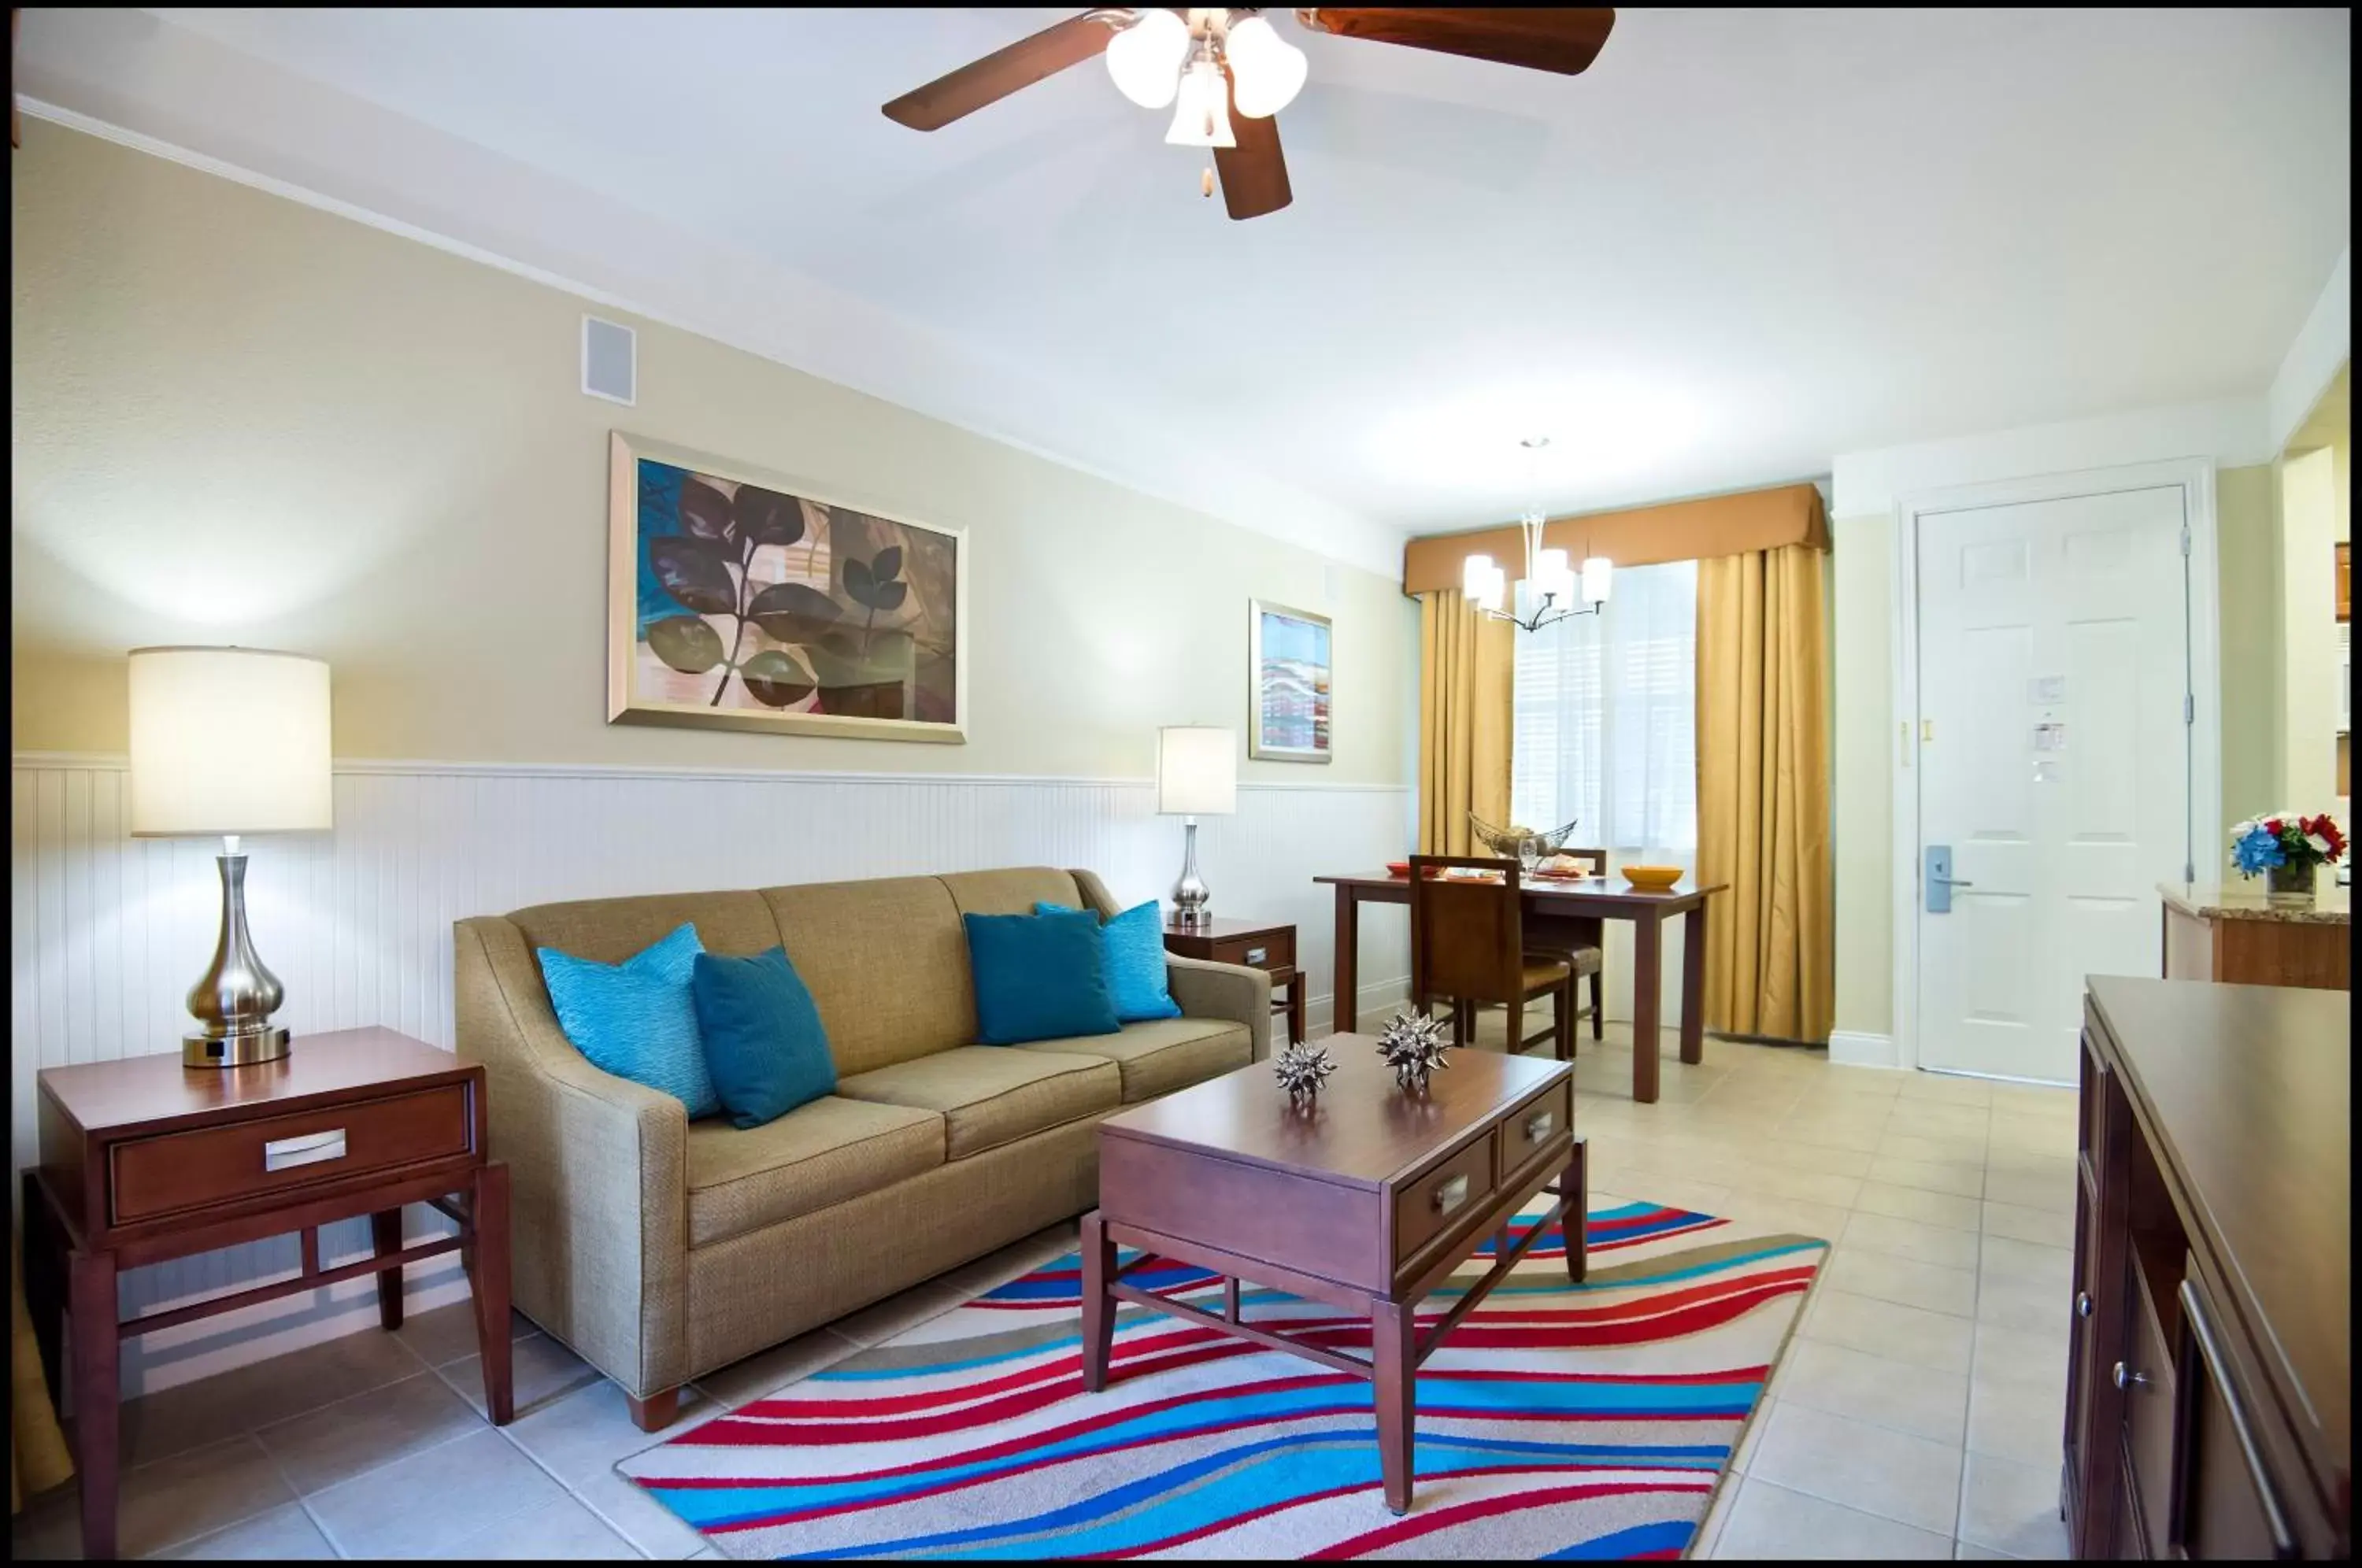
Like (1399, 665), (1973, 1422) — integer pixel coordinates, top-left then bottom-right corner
(1295, 8), (1614, 76)
(1213, 65), (1291, 220)
(882, 11), (1115, 131)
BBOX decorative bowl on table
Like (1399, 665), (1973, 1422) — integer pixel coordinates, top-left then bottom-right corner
(1384, 860), (1411, 878)
(1468, 813), (1582, 864)
(1621, 864), (1683, 890)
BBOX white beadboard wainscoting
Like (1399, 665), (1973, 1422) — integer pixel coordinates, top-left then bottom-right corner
(11, 753), (1411, 1396)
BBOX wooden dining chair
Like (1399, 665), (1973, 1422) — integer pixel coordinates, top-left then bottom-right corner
(1407, 855), (1575, 1060)
(1523, 845), (1607, 1045)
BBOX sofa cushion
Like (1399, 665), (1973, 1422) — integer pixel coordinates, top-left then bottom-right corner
(536, 923), (721, 1119)
(938, 867), (1084, 918)
(508, 890), (782, 967)
(685, 1096), (944, 1248)
(835, 1045), (1120, 1160)
(1036, 900), (1184, 1023)
(1015, 1016), (1252, 1103)
(963, 909), (1120, 1045)
(761, 876), (976, 1075)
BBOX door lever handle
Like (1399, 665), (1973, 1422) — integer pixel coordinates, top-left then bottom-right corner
(1929, 875), (1975, 888)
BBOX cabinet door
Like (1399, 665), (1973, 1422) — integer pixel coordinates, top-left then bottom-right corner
(2066, 1023), (2130, 1555)
(2172, 1271), (2297, 1559)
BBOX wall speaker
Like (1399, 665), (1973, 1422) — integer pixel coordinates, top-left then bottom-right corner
(581, 314), (636, 405)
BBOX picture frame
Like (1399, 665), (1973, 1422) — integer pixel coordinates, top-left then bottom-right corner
(607, 431), (968, 743)
(1248, 599), (1333, 763)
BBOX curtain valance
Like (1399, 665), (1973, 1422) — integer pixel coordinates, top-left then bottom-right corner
(1401, 482), (1827, 594)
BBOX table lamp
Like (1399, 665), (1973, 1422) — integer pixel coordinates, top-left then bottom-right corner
(1157, 725), (1235, 928)
(128, 647), (333, 1067)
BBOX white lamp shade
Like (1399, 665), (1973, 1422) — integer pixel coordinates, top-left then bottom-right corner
(1580, 556), (1614, 603)
(1462, 553), (1494, 601)
(1105, 6), (1189, 108)
(1224, 14), (1307, 117)
(1157, 726), (1237, 815)
(1164, 57), (1237, 147)
(128, 647), (333, 837)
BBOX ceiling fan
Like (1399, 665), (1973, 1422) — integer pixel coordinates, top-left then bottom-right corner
(881, 8), (1615, 220)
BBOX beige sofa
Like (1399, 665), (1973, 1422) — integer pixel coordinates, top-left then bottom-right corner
(453, 866), (1267, 1429)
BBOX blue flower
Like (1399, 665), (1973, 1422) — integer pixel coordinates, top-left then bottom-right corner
(2231, 827), (2286, 876)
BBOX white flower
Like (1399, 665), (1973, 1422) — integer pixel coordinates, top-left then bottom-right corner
(2307, 832), (2332, 856)
(2231, 819), (2258, 839)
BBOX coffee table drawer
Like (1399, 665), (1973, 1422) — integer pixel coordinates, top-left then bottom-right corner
(1395, 1132), (1497, 1263)
(1502, 1082), (1572, 1176)
(111, 1085), (473, 1225)
(1209, 930), (1294, 974)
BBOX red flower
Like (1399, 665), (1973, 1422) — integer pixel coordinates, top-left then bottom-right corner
(2264, 818), (2284, 837)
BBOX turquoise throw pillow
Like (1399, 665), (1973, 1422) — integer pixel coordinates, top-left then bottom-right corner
(535, 923), (720, 1119)
(690, 947), (836, 1130)
(963, 909), (1120, 1045)
(1036, 900), (1184, 1023)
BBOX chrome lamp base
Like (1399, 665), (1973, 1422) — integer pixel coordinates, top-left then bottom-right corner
(183, 845), (294, 1070)
(1169, 816), (1212, 928)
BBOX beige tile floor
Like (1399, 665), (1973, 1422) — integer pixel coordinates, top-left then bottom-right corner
(13, 1021), (2077, 1561)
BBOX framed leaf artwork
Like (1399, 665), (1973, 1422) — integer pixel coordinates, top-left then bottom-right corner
(606, 432), (967, 742)
(1249, 599), (1332, 762)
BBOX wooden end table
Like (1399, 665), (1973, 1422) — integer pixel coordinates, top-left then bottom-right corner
(21, 1027), (512, 1560)
(1162, 915), (1306, 1046)
(1080, 1041), (1582, 1515)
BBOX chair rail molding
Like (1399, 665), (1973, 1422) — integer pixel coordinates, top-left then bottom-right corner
(12, 751), (1409, 1395)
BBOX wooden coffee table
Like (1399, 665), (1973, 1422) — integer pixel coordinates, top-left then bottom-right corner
(1080, 1038), (1583, 1515)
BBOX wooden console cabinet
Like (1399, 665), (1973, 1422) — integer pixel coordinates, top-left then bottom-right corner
(2068, 979), (2349, 1559)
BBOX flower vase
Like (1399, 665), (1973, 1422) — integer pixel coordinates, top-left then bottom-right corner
(2264, 862), (2314, 901)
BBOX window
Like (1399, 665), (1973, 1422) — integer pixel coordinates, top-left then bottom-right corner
(1510, 558), (1698, 863)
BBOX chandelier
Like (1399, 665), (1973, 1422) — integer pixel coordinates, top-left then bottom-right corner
(1461, 438), (1613, 632)
(1103, 9), (1309, 147)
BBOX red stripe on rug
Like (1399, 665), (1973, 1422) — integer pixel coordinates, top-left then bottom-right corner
(1309, 1477), (1713, 1559)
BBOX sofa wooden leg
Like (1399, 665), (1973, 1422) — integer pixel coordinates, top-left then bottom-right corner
(627, 1386), (682, 1433)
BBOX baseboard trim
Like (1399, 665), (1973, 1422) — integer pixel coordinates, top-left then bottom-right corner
(1827, 1030), (1899, 1068)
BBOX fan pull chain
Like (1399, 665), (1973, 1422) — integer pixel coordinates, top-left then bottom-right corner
(1201, 165), (1215, 198)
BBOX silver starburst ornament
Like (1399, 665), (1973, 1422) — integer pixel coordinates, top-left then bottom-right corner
(1272, 1039), (1337, 1105)
(1376, 1011), (1452, 1094)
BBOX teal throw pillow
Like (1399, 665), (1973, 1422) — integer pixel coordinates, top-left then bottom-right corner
(963, 908), (1120, 1045)
(1036, 900), (1184, 1023)
(690, 947), (836, 1130)
(535, 923), (720, 1119)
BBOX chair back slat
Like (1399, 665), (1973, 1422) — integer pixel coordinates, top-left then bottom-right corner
(1407, 854), (1525, 1008)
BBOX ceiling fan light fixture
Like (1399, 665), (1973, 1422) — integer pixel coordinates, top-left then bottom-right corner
(1164, 53), (1236, 148)
(1105, 7), (1191, 109)
(1223, 14), (1308, 117)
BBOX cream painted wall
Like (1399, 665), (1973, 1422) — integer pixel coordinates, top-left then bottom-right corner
(2277, 446), (2342, 810)
(1828, 467), (2275, 1040)
(9, 120), (1415, 782)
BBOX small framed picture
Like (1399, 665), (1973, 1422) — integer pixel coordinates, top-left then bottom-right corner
(1249, 600), (1332, 763)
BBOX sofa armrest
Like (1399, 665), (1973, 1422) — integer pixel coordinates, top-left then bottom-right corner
(453, 916), (690, 1398)
(1166, 954), (1273, 1063)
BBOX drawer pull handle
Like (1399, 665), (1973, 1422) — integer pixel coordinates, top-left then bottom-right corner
(2075, 1291), (2092, 1318)
(1431, 1174), (1471, 1215)
(1524, 1109), (1555, 1142)
(263, 1128), (347, 1172)
(1244, 947), (1267, 964)
(2112, 1360), (2149, 1391)
(2176, 1276), (2296, 1558)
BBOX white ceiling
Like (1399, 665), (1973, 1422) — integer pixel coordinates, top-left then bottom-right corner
(18, 7), (2353, 567)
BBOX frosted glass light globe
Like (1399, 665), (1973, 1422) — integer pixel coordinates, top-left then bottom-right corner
(1105, 8), (1190, 109)
(1164, 55), (1236, 148)
(1224, 14), (1307, 118)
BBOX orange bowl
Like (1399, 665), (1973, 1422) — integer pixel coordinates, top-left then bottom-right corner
(1384, 860), (1411, 878)
(1621, 864), (1683, 890)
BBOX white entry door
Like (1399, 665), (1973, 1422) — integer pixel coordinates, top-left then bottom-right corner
(1914, 484), (2191, 1082)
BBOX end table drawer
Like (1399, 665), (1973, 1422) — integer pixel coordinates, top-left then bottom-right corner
(1394, 1132), (1498, 1264)
(110, 1085), (473, 1225)
(1211, 930), (1294, 974)
(1502, 1082), (1572, 1175)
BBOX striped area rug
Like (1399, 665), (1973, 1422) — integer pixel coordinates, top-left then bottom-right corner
(623, 1197), (1827, 1559)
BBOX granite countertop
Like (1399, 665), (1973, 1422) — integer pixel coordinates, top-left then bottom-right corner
(2159, 880), (2352, 925)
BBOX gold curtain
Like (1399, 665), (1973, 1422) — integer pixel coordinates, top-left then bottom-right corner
(1696, 545), (1834, 1042)
(11, 1240), (73, 1514)
(1416, 589), (1515, 855)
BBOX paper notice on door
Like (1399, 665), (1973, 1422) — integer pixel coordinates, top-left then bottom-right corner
(2032, 760), (2063, 784)
(2030, 675), (2066, 704)
(2033, 723), (2068, 752)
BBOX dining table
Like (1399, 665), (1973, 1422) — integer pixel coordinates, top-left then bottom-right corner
(1315, 870), (1727, 1104)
